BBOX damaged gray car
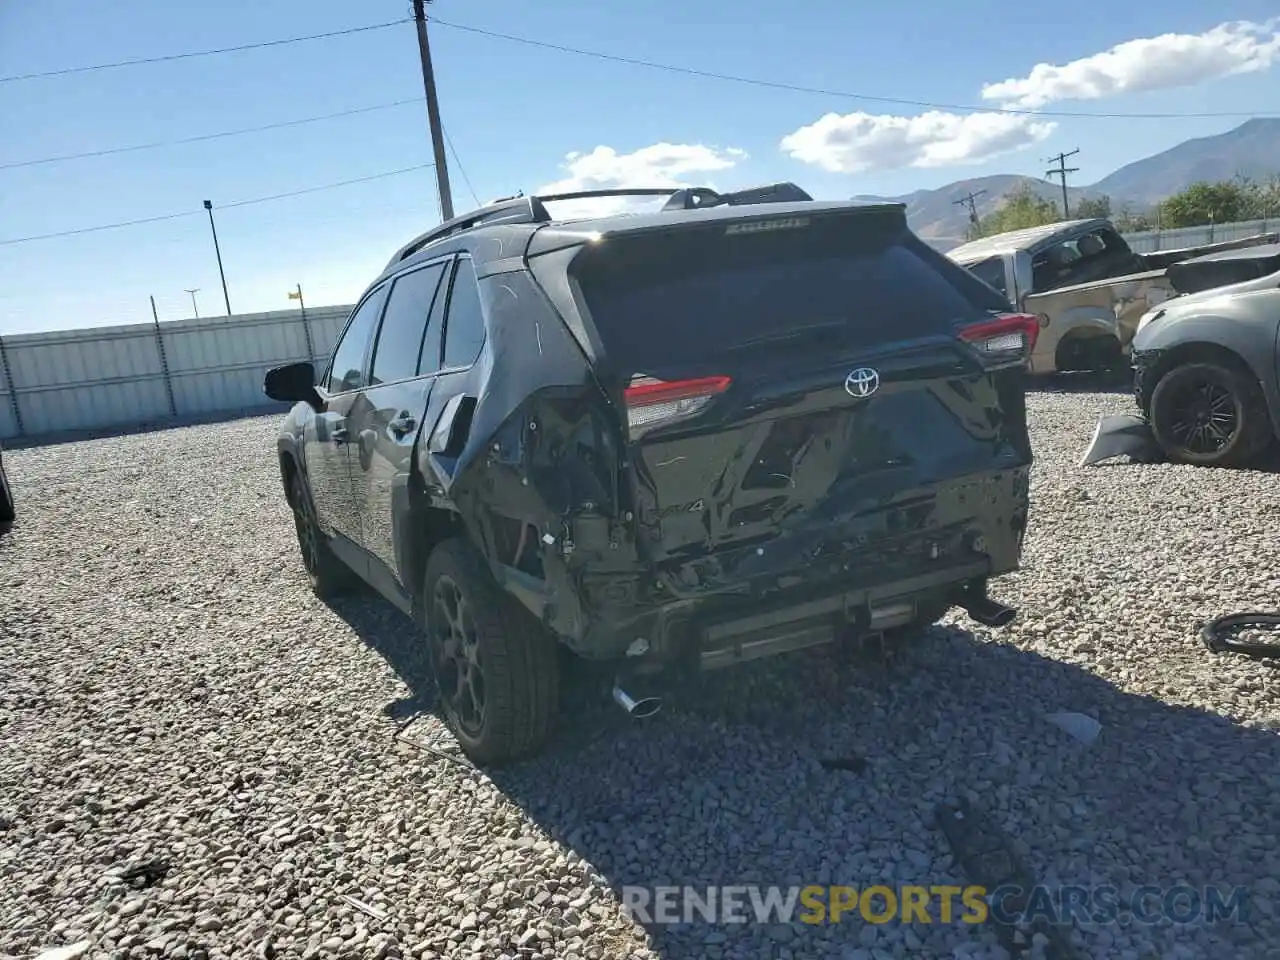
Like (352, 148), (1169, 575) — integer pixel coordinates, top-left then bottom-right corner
(264, 184), (1037, 764)
(1085, 252), (1280, 468)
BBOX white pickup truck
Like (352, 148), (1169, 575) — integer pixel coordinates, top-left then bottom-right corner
(948, 219), (1278, 374)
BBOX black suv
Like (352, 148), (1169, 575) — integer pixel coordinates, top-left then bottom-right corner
(265, 182), (1036, 764)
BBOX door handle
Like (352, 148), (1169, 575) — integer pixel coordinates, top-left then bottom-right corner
(331, 426), (349, 444)
(389, 414), (416, 437)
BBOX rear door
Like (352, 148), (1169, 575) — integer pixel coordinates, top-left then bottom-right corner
(349, 258), (451, 606)
(557, 208), (1036, 588)
(417, 255), (489, 502)
(304, 284), (388, 569)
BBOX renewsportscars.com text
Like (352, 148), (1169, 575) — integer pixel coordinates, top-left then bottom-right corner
(621, 884), (1250, 927)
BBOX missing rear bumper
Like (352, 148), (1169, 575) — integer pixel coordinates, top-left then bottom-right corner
(694, 562), (990, 670)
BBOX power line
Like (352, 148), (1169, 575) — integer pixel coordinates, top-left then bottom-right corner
(0, 17), (412, 83)
(953, 189), (987, 225)
(0, 163), (434, 246)
(427, 17), (1277, 121)
(1046, 149), (1081, 217)
(443, 127), (482, 207)
(0, 100), (422, 171)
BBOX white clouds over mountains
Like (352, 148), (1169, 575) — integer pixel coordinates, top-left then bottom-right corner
(981, 19), (1280, 109)
(539, 20), (1278, 192)
(781, 18), (1279, 174)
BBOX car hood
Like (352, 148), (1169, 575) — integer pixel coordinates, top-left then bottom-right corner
(1134, 270), (1280, 340)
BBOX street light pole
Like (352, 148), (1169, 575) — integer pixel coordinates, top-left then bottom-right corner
(202, 200), (232, 315)
(184, 288), (201, 318)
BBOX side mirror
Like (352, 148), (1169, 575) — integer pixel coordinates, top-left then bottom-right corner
(264, 361), (320, 407)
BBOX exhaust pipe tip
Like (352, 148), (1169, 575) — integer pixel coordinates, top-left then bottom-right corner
(612, 683), (662, 719)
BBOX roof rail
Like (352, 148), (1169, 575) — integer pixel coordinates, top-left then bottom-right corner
(385, 181), (818, 269)
(387, 194), (553, 267)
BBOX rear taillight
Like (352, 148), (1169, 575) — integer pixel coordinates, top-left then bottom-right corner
(958, 313), (1040, 364)
(623, 375), (731, 438)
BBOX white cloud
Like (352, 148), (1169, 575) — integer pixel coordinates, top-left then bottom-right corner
(779, 110), (1056, 174)
(982, 19), (1280, 109)
(536, 143), (747, 217)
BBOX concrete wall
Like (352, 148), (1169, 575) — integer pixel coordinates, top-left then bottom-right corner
(0, 305), (351, 442)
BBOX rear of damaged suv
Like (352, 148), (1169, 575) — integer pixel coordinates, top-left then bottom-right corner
(505, 200), (1034, 700)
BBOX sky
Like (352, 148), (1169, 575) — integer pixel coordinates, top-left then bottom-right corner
(1, 0), (1278, 335)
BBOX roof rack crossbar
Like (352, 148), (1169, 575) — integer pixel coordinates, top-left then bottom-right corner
(662, 181), (814, 211)
(534, 187), (687, 203)
(385, 181), (820, 270)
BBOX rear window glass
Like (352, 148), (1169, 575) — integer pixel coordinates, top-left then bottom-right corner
(963, 256), (1007, 296)
(572, 215), (1005, 369)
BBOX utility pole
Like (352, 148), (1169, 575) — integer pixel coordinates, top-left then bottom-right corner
(953, 189), (987, 227)
(184, 288), (201, 318)
(1045, 149), (1080, 219)
(202, 200), (232, 315)
(412, 0), (454, 221)
(288, 283), (316, 363)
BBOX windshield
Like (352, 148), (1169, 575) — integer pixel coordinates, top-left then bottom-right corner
(962, 256), (1008, 296)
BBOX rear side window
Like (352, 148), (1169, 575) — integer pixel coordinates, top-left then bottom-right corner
(964, 256), (1007, 296)
(327, 285), (388, 393)
(571, 214), (1005, 370)
(369, 262), (447, 386)
(441, 258), (486, 369)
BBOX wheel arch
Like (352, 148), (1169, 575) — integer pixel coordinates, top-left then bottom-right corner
(1137, 340), (1266, 420)
(401, 467), (468, 626)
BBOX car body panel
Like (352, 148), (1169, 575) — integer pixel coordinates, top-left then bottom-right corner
(268, 188), (1033, 669)
(1131, 279), (1280, 434)
(1022, 269), (1175, 371)
(951, 219), (1275, 374)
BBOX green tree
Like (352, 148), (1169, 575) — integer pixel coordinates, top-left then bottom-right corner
(1074, 195), (1112, 219)
(969, 184), (1062, 239)
(1113, 204), (1154, 233)
(1160, 180), (1253, 228)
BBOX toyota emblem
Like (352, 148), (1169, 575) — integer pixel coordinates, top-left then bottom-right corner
(844, 367), (880, 398)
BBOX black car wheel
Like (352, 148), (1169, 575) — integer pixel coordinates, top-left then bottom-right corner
(0, 454), (13, 524)
(422, 538), (559, 765)
(288, 469), (354, 597)
(1150, 361), (1272, 467)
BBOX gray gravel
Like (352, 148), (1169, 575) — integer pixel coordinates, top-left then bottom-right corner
(2, 384), (1279, 960)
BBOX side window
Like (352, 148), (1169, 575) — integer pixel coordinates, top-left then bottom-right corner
(326, 285), (388, 393)
(418, 263), (451, 376)
(368, 262), (447, 386)
(441, 258), (487, 370)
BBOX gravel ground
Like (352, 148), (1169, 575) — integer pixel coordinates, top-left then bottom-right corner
(2, 385), (1279, 960)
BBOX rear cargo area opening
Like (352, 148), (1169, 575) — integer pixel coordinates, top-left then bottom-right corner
(569, 209), (1010, 373)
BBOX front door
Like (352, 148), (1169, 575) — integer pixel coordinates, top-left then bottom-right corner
(302, 282), (389, 576)
(349, 258), (451, 606)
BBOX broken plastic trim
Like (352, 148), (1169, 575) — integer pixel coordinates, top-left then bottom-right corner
(1200, 612), (1280, 659)
(1079, 414), (1163, 466)
(623, 375), (732, 439)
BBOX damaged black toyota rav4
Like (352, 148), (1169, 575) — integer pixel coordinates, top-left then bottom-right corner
(265, 183), (1035, 764)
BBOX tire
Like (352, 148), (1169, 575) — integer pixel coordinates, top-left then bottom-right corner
(422, 538), (559, 765)
(1149, 361), (1272, 467)
(287, 468), (355, 597)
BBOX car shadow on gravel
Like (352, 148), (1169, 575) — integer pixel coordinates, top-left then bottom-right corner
(323, 590), (1280, 959)
(1027, 370), (1132, 395)
(489, 630), (1280, 959)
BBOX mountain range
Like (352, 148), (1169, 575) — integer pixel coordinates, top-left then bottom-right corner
(853, 118), (1280, 250)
